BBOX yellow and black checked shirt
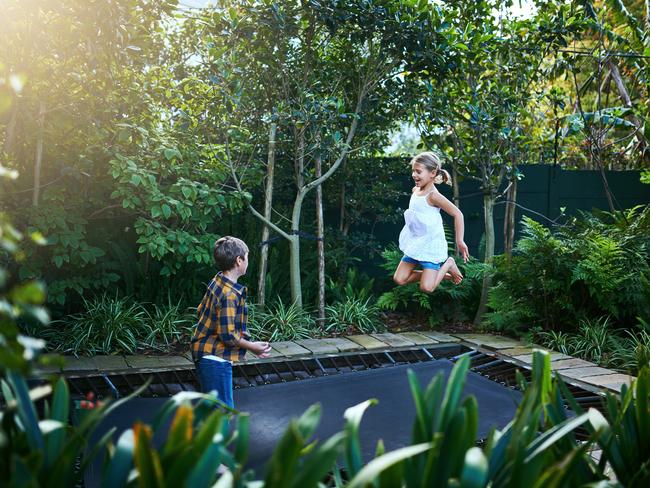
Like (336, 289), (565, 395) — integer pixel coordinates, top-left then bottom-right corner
(191, 272), (249, 362)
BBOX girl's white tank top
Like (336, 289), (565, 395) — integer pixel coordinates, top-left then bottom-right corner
(398, 190), (448, 263)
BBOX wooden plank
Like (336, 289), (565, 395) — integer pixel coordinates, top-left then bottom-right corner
(370, 333), (415, 348)
(346, 334), (390, 350)
(270, 341), (311, 357)
(418, 331), (460, 343)
(396, 332), (439, 346)
(323, 337), (362, 352)
(296, 339), (339, 355)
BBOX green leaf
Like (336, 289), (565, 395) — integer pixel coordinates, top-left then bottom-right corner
(162, 204), (172, 219)
(164, 148), (179, 161)
(102, 429), (134, 488)
(347, 443), (433, 488)
(460, 447), (488, 488)
(344, 399), (378, 477)
(9, 281), (46, 304)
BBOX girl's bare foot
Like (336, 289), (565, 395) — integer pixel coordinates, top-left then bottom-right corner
(449, 258), (463, 284)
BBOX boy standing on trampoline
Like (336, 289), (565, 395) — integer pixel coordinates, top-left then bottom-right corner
(191, 236), (271, 408)
(393, 151), (469, 293)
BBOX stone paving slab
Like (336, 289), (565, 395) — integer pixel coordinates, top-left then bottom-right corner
(92, 355), (130, 371)
(454, 334), (523, 350)
(497, 347), (544, 356)
(62, 356), (98, 372)
(397, 332), (439, 346)
(559, 367), (619, 379)
(551, 358), (597, 370)
(346, 334), (390, 350)
(123, 356), (166, 369)
(270, 341), (311, 357)
(579, 373), (634, 388)
(323, 337), (362, 352)
(513, 352), (572, 364)
(420, 331), (460, 343)
(370, 333), (415, 348)
(155, 356), (194, 369)
(296, 339), (339, 355)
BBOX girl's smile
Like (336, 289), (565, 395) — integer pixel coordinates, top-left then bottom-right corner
(412, 162), (434, 188)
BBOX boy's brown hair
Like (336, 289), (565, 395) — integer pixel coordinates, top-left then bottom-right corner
(213, 236), (249, 271)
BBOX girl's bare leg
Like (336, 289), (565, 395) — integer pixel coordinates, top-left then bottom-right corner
(393, 260), (418, 286)
(397, 265), (455, 286)
(419, 257), (456, 293)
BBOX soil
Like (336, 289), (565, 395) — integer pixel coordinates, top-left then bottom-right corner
(379, 311), (475, 334)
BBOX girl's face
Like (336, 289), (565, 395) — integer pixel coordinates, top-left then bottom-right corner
(411, 163), (435, 188)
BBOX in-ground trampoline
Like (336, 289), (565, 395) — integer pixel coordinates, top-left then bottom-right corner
(75, 345), (605, 486)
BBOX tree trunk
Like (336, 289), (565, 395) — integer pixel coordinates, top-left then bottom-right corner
(238, 95), (364, 309)
(288, 233), (302, 307)
(32, 101), (45, 206)
(451, 162), (460, 255)
(257, 122), (277, 308)
(3, 99), (18, 156)
(608, 60), (647, 155)
(503, 177), (517, 259)
(474, 191), (495, 325)
(315, 152), (325, 327)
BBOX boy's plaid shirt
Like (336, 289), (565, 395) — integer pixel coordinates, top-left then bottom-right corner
(191, 272), (249, 362)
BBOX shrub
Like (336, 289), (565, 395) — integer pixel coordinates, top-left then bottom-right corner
(143, 298), (195, 350)
(535, 316), (650, 374)
(45, 295), (149, 355)
(324, 297), (385, 335)
(326, 267), (375, 303)
(377, 245), (487, 325)
(485, 206), (650, 335)
(247, 299), (316, 342)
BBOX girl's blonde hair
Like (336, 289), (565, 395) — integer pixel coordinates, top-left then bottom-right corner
(410, 151), (451, 186)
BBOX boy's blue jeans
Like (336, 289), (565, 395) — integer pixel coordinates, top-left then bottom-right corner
(196, 357), (234, 409)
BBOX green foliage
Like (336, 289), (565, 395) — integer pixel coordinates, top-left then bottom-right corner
(324, 297), (385, 336)
(6, 346), (650, 486)
(143, 298), (195, 351)
(326, 267), (375, 303)
(247, 299), (316, 342)
(485, 207), (650, 335)
(1, 374), (110, 486)
(377, 245), (487, 325)
(42, 295), (148, 356)
(536, 316), (650, 373)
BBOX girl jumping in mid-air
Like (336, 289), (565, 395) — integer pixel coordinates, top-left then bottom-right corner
(393, 151), (469, 293)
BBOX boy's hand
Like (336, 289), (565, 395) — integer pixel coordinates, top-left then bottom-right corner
(457, 241), (470, 263)
(250, 341), (272, 358)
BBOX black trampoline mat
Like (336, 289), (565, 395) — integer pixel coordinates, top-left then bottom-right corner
(236, 359), (521, 471)
(84, 358), (521, 484)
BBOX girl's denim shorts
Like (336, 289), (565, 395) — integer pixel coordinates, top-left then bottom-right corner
(401, 255), (444, 270)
